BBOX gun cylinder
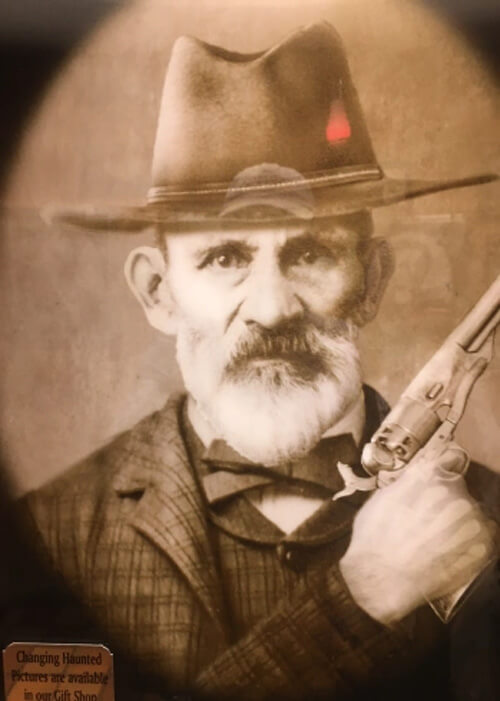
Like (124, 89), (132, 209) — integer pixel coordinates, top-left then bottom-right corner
(361, 397), (442, 475)
(361, 443), (395, 475)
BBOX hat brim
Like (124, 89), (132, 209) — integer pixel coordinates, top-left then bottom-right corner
(43, 173), (498, 233)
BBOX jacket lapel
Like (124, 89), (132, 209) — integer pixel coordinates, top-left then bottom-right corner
(112, 394), (227, 638)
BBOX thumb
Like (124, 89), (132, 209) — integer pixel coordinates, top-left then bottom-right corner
(434, 441), (469, 479)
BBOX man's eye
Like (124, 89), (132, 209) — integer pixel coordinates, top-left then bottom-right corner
(213, 253), (239, 268)
(199, 246), (251, 270)
(284, 243), (335, 268)
(297, 249), (319, 265)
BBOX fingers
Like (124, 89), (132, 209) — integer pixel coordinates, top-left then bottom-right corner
(418, 509), (493, 557)
(423, 498), (474, 539)
(419, 527), (495, 601)
(375, 440), (470, 500)
(445, 516), (481, 547)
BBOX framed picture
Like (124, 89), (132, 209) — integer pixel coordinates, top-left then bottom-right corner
(1, 2), (499, 699)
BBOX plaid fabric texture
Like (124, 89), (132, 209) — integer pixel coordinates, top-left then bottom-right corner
(19, 392), (499, 700)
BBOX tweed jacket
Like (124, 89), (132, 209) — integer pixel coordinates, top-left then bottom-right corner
(19, 392), (500, 701)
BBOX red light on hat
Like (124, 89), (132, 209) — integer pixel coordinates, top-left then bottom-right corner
(326, 99), (351, 142)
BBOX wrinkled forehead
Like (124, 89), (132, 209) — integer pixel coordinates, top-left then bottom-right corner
(161, 212), (373, 257)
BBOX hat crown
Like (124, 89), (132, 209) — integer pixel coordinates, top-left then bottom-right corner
(49, 22), (497, 232)
(151, 21), (379, 195)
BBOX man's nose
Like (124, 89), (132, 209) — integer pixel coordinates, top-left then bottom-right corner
(240, 263), (304, 328)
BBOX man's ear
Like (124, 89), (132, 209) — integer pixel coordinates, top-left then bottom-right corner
(124, 246), (178, 335)
(353, 238), (394, 326)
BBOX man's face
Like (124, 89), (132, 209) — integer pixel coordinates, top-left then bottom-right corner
(162, 219), (369, 464)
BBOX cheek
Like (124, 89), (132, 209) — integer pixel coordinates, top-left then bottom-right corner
(168, 264), (239, 333)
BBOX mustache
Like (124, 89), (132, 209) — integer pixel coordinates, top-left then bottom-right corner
(225, 317), (351, 378)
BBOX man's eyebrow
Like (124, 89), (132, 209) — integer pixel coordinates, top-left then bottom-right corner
(281, 229), (352, 250)
(304, 226), (354, 241)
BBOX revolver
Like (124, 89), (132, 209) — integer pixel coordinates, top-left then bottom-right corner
(362, 274), (500, 480)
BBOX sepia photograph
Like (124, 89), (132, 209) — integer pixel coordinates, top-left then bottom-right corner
(1, 1), (499, 699)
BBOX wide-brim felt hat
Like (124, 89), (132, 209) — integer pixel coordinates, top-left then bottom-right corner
(46, 22), (497, 232)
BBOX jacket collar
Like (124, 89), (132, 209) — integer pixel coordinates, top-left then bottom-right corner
(112, 393), (228, 638)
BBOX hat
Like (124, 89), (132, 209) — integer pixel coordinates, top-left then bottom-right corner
(46, 21), (497, 232)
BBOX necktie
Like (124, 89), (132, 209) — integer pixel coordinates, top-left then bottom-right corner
(202, 434), (359, 505)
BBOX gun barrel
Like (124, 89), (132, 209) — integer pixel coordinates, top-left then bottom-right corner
(452, 275), (500, 352)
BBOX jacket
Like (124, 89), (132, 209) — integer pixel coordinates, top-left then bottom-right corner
(17, 392), (500, 701)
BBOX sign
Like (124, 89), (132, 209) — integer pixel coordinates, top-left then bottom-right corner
(3, 643), (114, 701)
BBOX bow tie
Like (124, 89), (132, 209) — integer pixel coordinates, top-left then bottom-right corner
(201, 435), (359, 505)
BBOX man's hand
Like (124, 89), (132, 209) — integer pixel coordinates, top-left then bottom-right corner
(339, 443), (497, 625)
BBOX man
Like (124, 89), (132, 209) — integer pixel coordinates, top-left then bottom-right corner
(20, 22), (499, 700)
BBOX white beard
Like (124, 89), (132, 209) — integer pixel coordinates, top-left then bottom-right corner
(176, 321), (362, 465)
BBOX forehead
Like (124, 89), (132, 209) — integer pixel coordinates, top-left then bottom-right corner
(164, 219), (364, 255)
